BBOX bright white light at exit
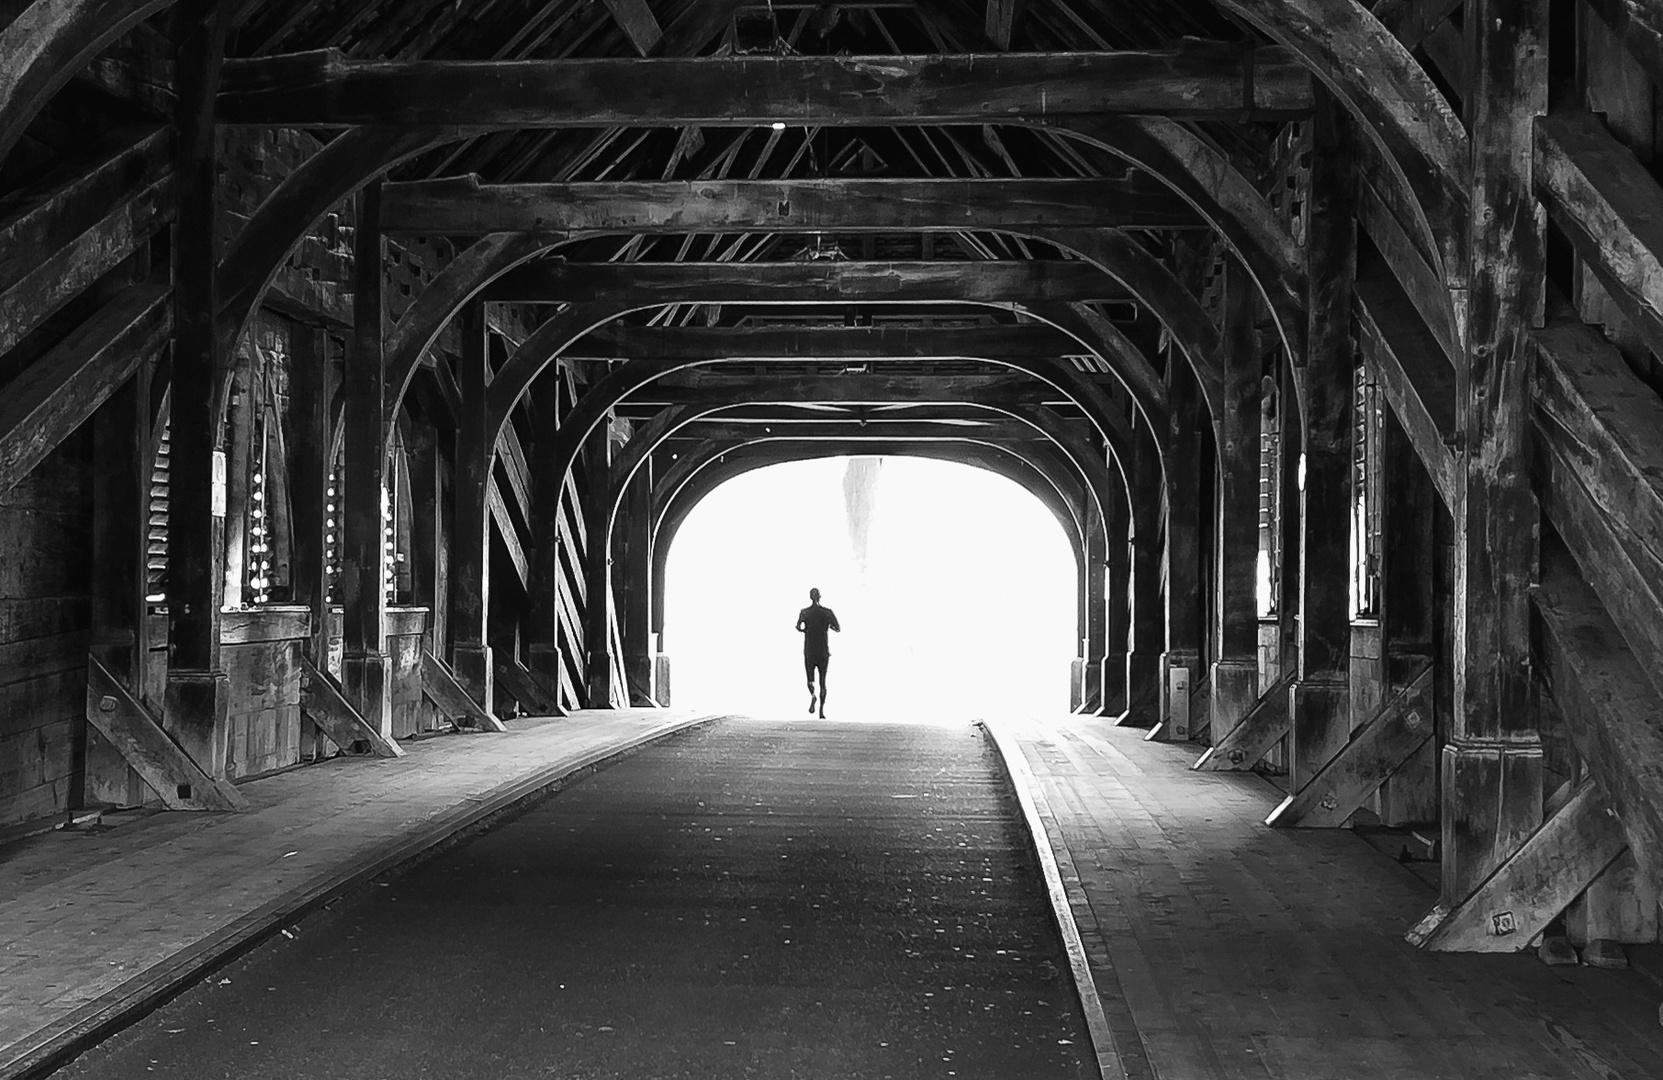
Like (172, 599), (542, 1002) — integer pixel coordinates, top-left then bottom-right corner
(663, 457), (1076, 721)
(770, 122), (787, 131)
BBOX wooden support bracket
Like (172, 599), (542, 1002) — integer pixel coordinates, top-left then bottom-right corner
(1145, 672), (1212, 741)
(298, 653), (405, 758)
(422, 648), (507, 732)
(1266, 664), (1434, 827)
(1192, 671), (1294, 771)
(495, 657), (560, 716)
(85, 655), (247, 812)
(1406, 779), (1626, 951)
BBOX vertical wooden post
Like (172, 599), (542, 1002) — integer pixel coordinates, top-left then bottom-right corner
(1160, 353), (1204, 739)
(1212, 258), (1264, 738)
(1079, 495), (1108, 714)
(1441, 0), (1547, 903)
(617, 461), (656, 705)
(525, 371), (563, 703)
(1101, 467), (1131, 719)
(450, 302), (495, 712)
(286, 325), (330, 664)
(649, 454), (672, 707)
(1290, 90), (1357, 789)
(1126, 418), (1165, 729)
(87, 363), (154, 805)
(582, 428), (615, 708)
(1379, 408), (1440, 823)
(163, 0), (233, 777)
(339, 184), (392, 737)
(406, 420), (441, 646)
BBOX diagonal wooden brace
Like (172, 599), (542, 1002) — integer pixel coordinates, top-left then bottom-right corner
(1266, 664), (1434, 827)
(1192, 671), (1294, 771)
(495, 657), (561, 716)
(298, 654), (405, 758)
(423, 648), (507, 732)
(85, 655), (248, 812)
(1146, 672), (1212, 742)
(1406, 778), (1627, 951)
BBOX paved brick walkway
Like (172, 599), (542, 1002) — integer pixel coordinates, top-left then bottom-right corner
(994, 718), (1663, 1080)
(0, 709), (717, 1080)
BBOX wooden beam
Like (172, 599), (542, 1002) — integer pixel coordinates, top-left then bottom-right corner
(601, 0), (663, 54)
(483, 259), (1129, 303)
(218, 48), (1314, 126)
(1406, 779), (1626, 951)
(377, 176), (1199, 234)
(0, 284), (170, 494)
(986, 0), (1023, 49)
(1371, 0), (1463, 49)
(1191, 672), (1296, 771)
(421, 648), (508, 731)
(0, 170), (174, 357)
(1533, 305), (1663, 593)
(1354, 263), (1459, 509)
(1536, 537), (1663, 896)
(663, 419), (1048, 442)
(297, 653), (405, 757)
(0, 0), (179, 166)
(488, 477), (530, 590)
(1535, 109), (1663, 363)
(566, 323), (1088, 361)
(624, 372), (1064, 405)
(495, 656), (560, 715)
(1266, 663), (1434, 827)
(1583, 0), (1663, 91)
(1216, 0), (1468, 279)
(85, 654), (248, 812)
(0, 124), (169, 296)
(1357, 182), (1460, 365)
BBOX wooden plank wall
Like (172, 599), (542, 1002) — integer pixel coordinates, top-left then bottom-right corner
(0, 430), (93, 826)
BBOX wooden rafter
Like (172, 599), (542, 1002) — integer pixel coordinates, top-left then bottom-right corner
(217, 47), (1314, 126)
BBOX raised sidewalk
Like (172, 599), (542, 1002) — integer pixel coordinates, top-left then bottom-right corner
(0, 709), (719, 1080)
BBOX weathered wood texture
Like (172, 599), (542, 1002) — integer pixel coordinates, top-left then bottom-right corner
(1536, 538), (1663, 898)
(600, 0), (662, 55)
(1354, 262), (1458, 509)
(420, 648), (505, 731)
(0, 126), (173, 356)
(0, 0), (178, 166)
(1407, 779), (1625, 952)
(1535, 109), (1663, 363)
(218, 48), (1314, 126)
(495, 657), (558, 716)
(0, 285), (170, 496)
(85, 654), (247, 812)
(1192, 671), (1295, 771)
(0, 433), (97, 824)
(566, 324), (1090, 361)
(297, 652), (404, 758)
(1266, 664), (1434, 827)
(483, 259), (1130, 304)
(377, 177), (1199, 234)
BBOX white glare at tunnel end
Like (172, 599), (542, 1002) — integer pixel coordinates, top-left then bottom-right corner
(663, 457), (1076, 722)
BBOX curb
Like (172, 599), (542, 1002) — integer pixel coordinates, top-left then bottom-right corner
(1, 713), (728, 1080)
(976, 719), (1138, 1080)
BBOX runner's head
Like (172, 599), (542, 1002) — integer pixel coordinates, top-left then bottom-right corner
(809, 588), (821, 603)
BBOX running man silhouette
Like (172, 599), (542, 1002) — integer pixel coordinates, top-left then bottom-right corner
(796, 587), (841, 718)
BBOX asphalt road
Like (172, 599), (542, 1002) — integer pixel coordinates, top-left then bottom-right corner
(54, 718), (1095, 1079)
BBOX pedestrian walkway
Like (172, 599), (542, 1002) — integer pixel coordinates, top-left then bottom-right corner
(49, 720), (1094, 1080)
(0, 709), (717, 1080)
(10, 712), (1663, 1080)
(989, 718), (1663, 1080)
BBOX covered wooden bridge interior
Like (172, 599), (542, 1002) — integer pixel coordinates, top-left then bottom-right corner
(7, 0), (1663, 1031)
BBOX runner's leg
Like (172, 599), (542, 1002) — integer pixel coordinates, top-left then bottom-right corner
(816, 657), (829, 717)
(805, 655), (817, 712)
